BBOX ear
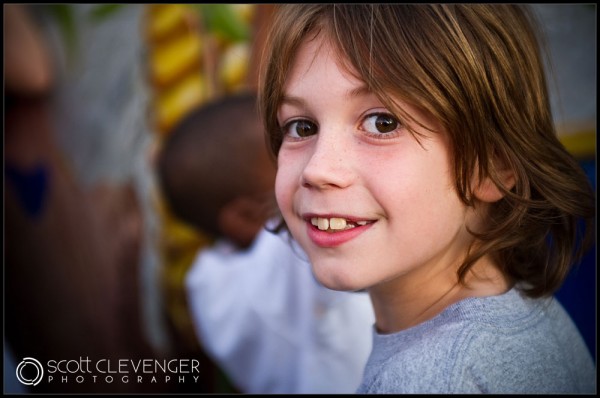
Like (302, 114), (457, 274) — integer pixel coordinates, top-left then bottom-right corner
(472, 158), (516, 203)
(217, 196), (268, 248)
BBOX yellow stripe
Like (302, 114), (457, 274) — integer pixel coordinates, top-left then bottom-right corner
(558, 130), (596, 159)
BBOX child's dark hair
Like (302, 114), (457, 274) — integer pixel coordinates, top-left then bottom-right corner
(157, 92), (271, 237)
(259, 4), (595, 297)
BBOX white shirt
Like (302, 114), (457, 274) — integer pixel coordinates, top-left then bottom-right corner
(185, 227), (374, 393)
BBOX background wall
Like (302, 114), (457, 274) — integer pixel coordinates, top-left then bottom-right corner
(531, 4), (596, 362)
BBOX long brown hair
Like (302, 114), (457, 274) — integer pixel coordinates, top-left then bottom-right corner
(259, 4), (595, 298)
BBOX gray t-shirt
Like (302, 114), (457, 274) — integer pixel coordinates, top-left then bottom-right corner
(357, 288), (596, 394)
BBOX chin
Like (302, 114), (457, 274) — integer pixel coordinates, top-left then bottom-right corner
(310, 261), (367, 292)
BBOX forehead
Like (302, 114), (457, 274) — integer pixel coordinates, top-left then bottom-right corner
(284, 34), (366, 98)
(281, 34), (441, 130)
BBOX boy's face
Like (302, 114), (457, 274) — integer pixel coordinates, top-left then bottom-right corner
(275, 35), (478, 294)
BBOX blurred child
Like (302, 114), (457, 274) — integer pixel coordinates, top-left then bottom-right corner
(156, 93), (375, 393)
(259, 4), (596, 393)
(158, 93), (276, 249)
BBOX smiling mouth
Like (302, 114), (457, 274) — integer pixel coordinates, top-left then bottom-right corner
(310, 217), (372, 233)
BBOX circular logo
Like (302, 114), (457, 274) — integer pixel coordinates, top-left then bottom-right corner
(16, 357), (44, 386)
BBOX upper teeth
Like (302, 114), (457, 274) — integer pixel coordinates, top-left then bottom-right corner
(311, 217), (368, 231)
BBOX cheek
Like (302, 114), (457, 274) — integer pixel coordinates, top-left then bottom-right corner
(274, 172), (289, 212)
(372, 149), (460, 222)
(274, 154), (297, 215)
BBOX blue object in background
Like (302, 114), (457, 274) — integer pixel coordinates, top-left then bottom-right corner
(5, 162), (50, 220)
(554, 158), (596, 363)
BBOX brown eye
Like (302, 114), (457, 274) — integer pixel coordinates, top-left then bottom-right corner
(376, 115), (398, 133)
(362, 113), (400, 134)
(284, 119), (318, 138)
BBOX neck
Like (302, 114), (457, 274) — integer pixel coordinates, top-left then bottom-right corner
(368, 256), (509, 334)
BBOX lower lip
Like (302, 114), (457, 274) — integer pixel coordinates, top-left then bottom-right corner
(306, 222), (373, 248)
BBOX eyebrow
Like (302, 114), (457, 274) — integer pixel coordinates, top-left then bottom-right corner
(347, 84), (372, 98)
(280, 95), (306, 107)
(280, 84), (373, 107)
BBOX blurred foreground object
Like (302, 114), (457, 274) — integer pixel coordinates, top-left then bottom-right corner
(4, 4), (54, 95)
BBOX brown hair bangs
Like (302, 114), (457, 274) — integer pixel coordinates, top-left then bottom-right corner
(259, 4), (595, 297)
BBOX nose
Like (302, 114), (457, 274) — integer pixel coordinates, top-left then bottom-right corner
(301, 132), (355, 190)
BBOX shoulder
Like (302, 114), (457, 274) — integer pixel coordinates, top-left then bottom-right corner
(359, 290), (596, 394)
(461, 295), (596, 393)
